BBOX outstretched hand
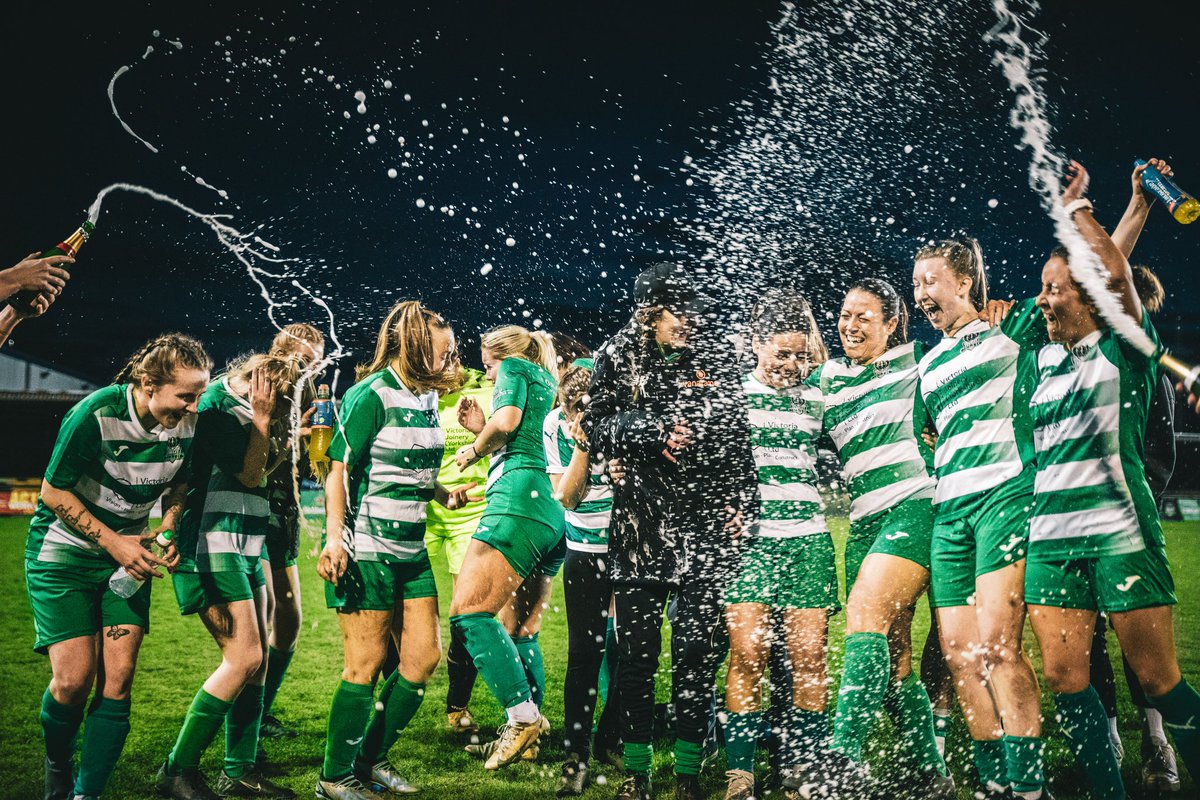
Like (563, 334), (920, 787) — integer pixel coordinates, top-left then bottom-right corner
(458, 397), (485, 434)
(1061, 160), (1090, 206)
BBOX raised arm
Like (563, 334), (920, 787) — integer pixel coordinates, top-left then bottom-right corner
(1111, 158), (1174, 258)
(1063, 160), (1142, 323)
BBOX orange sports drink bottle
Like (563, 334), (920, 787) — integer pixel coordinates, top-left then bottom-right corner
(308, 383), (334, 463)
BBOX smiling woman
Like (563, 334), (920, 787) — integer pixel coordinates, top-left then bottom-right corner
(25, 333), (211, 800)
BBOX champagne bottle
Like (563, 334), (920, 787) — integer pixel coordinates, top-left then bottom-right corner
(1136, 159), (1200, 224)
(1160, 353), (1200, 396)
(8, 220), (95, 311)
(108, 529), (173, 599)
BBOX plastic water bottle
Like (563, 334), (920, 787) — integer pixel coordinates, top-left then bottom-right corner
(108, 530), (174, 598)
(308, 383), (334, 463)
(1136, 159), (1200, 224)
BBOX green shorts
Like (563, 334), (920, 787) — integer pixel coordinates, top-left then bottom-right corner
(325, 554), (439, 612)
(1025, 547), (1176, 613)
(173, 562), (266, 616)
(930, 478), (1033, 609)
(724, 533), (840, 612)
(25, 559), (152, 653)
(474, 514), (566, 579)
(424, 518), (480, 575)
(845, 497), (935, 591)
(263, 521), (299, 571)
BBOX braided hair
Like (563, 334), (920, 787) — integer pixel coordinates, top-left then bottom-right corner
(113, 333), (213, 387)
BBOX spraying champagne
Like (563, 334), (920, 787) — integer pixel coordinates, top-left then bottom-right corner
(8, 220), (95, 312)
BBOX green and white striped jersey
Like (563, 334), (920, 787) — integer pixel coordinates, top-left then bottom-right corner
(918, 299), (1046, 519)
(543, 406), (611, 552)
(743, 372), (827, 537)
(808, 342), (935, 521)
(178, 379), (271, 572)
(327, 367), (444, 564)
(26, 384), (194, 567)
(1029, 313), (1164, 560)
(488, 357), (557, 488)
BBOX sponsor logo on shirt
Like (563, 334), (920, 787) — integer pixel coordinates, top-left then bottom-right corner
(683, 369), (717, 388)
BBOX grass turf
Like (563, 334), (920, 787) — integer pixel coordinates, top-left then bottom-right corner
(0, 515), (1195, 799)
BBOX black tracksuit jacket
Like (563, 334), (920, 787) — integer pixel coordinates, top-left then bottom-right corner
(582, 320), (759, 586)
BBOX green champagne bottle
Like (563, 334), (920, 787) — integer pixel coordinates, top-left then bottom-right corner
(8, 220), (95, 312)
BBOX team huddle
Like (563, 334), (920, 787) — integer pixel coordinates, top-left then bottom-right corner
(22, 158), (1199, 800)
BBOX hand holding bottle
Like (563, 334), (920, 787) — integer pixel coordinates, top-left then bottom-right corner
(0, 252), (71, 302)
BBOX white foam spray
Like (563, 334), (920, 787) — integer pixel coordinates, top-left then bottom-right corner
(987, 0), (1155, 356)
(107, 65), (159, 153)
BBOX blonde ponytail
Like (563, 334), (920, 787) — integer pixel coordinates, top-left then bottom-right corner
(481, 325), (558, 376)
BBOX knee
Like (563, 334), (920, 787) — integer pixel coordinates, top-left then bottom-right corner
(845, 600), (891, 636)
(728, 644), (766, 683)
(1134, 663), (1182, 699)
(1042, 660), (1089, 695)
(226, 647), (264, 683)
(50, 669), (96, 706)
(404, 647), (442, 684)
(97, 666), (137, 702)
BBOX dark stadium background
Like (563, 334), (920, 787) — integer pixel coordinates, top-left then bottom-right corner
(4, 1), (1198, 490)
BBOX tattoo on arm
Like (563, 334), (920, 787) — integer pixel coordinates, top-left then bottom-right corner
(50, 501), (107, 543)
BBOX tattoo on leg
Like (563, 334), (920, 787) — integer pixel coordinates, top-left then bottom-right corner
(106, 625), (130, 641)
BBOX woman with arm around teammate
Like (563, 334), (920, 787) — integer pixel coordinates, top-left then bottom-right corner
(29, 334), (210, 800)
(796, 279), (953, 799)
(448, 325), (565, 771)
(314, 301), (474, 800)
(914, 234), (1050, 799)
(155, 351), (301, 800)
(1023, 162), (1200, 799)
(722, 291), (840, 800)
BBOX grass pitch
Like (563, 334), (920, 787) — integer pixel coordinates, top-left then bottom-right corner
(0, 515), (1195, 799)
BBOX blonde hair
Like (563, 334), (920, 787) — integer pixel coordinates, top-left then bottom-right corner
(269, 323), (325, 360)
(357, 300), (456, 393)
(915, 237), (989, 310)
(1131, 264), (1165, 314)
(481, 325), (557, 375)
(113, 333), (213, 386)
(225, 352), (306, 416)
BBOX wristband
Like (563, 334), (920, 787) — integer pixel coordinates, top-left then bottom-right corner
(1063, 197), (1094, 216)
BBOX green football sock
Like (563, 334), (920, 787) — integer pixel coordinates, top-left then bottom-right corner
(725, 711), (761, 772)
(358, 673), (425, 766)
(674, 738), (704, 776)
(625, 742), (653, 775)
(973, 737), (1008, 793)
(793, 708), (832, 764)
(1003, 734), (1045, 795)
(831, 632), (889, 761)
(321, 680), (375, 781)
(75, 697), (131, 796)
(883, 673), (949, 777)
(168, 689), (233, 772)
(261, 646), (295, 718)
(1056, 687), (1120, 798)
(452, 613), (531, 709)
(1149, 679), (1200, 789)
(224, 684), (264, 779)
(512, 633), (546, 708)
(40, 688), (84, 767)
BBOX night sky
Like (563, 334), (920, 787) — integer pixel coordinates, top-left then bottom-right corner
(5, 0), (1197, 389)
